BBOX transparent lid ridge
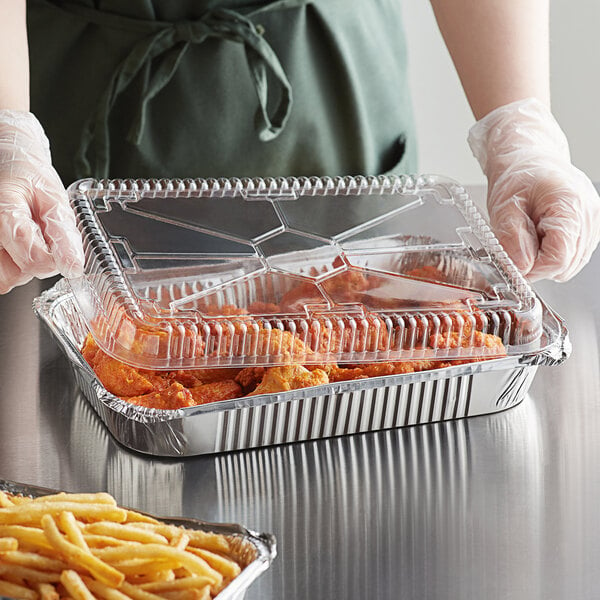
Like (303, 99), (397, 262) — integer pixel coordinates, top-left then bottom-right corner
(67, 174), (543, 369)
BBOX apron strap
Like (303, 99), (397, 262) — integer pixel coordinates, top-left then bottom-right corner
(54, 2), (294, 178)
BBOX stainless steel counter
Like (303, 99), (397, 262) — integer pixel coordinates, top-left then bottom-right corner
(1, 187), (599, 599)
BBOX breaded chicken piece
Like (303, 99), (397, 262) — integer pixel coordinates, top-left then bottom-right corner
(279, 280), (323, 313)
(404, 265), (448, 282)
(164, 369), (203, 388)
(249, 364), (329, 396)
(82, 333), (172, 395)
(314, 312), (389, 354)
(126, 321), (171, 358)
(279, 267), (371, 312)
(81, 333), (100, 365)
(201, 303), (250, 317)
(91, 352), (156, 397)
(247, 301), (282, 314)
(429, 329), (506, 356)
(327, 360), (439, 382)
(446, 311), (477, 338)
(201, 304), (261, 357)
(116, 316), (206, 361)
(321, 268), (371, 303)
(125, 382), (195, 410)
(189, 380), (242, 405)
(235, 367), (267, 395)
(253, 329), (313, 362)
(323, 365), (371, 382)
(393, 309), (478, 352)
(167, 367), (242, 386)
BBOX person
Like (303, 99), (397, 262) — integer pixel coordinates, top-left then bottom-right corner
(0, 0), (598, 294)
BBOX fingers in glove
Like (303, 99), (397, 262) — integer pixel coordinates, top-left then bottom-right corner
(528, 215), (596, 282)
(488, 194), (539, 276)
(34, 182), (85, 279)
(469, 98), (600, 283)
(0, 197), (58, 277)
(0, 248), (34, 294)
(526, 226), (578, 282)
(0, 111), (83, 288)
(526, 171), (598, 282)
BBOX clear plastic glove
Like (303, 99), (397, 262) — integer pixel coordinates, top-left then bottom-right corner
(468, 97), (600, 282)
(0, 110), (84, 294)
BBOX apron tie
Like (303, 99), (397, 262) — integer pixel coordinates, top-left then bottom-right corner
(70, 7), (293, 178)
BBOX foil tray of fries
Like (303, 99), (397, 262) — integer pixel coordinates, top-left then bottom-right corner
(33, 278), (569, 457)
(0, 478), (276, 600)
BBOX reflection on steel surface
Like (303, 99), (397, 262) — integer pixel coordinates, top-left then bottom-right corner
(212, 399), (543, 599)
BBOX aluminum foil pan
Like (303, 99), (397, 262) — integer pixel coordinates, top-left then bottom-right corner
(0, 478), (276, 600)
(33, 279), (570, 457)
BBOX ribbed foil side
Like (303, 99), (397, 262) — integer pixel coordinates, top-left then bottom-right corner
(213, 371), (528, 453)
(495, 367), (536, 409)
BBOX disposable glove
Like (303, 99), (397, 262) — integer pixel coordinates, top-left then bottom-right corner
(0, 110), (84, 294)
(468, 97), (600, 282)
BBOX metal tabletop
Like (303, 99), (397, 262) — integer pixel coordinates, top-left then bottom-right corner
(1, 186), (599, 599)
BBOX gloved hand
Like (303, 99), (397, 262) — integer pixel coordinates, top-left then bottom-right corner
(0, 110), (84, 294)
(468, 97), (600, 282)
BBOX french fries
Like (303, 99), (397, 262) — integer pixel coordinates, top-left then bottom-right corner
(0, 491), (244, 599)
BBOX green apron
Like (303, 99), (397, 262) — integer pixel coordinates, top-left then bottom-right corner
(27, 0), (417, 183)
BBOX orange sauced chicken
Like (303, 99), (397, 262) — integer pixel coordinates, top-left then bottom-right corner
(235, 367), (267, 395)
(190, 380), (243, 405)
(81, 265), (508, 409)
(323, 359), (443, 382)
(248, 364), (329, 396)
(312, 312), (390, 354)
(82, 325), (506, 409)
(82, 334), (242, 410)
(127, 382), (195, 410)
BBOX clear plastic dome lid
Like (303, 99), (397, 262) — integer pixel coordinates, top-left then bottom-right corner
(67, 174), (543, 369)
